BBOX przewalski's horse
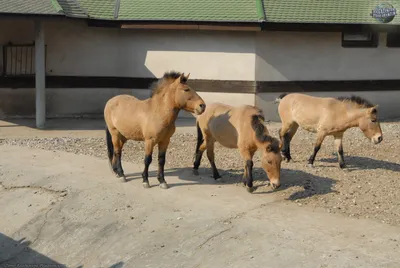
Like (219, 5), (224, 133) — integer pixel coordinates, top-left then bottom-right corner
(275, 93), (383, 168)
(104, 71), (206, 189)
(193, 103), (282, 193)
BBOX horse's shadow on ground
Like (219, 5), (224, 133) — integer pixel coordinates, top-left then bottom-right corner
(125, 167), (336, 201)
(318, 155), (400, 172)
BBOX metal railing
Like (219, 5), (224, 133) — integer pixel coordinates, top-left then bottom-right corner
(2, 42), (46, 77)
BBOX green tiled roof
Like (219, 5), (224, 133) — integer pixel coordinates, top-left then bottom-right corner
(57, 0), (88, 18)
(263, 0), (400, 25)
(0, 0), (62, 15)
(117, 0), (263, 22)
(2, 0), (400, 26)
(76, 0), (116, 20)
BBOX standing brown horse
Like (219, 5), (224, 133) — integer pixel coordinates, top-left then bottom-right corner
(104, 71), (206, 189)
(193, 103), (282, 193)
(275, 93), (383, 168)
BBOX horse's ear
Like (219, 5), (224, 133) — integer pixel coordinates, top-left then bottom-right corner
(173, 73), (184, 85)
(180, 72), (189, 83)
(368, 105), (378, 115)
(278, 141), (283, 151)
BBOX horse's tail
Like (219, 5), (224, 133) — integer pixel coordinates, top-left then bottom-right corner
(105, 126), (114, 164)
(274, 93), (288, 104)
(251, 114), (267, 142)
(195, 121), (204, 153)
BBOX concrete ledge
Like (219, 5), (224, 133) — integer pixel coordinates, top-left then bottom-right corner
(0, 88), (256, 119)
(2, 88), (399, 121)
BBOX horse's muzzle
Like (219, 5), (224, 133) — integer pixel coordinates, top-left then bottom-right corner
(271, 182), (281, 190)
(195, 103), (206, 115)
(373, 135), (383, 144)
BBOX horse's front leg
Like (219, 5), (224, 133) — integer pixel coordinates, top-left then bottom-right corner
(157, 138), (171, 189)
(239, 148), (256, 193)
(308, 132), (326, 167)
(333, 133), (346, 168)
(142, 139), (155, 188)
(111, 133), (126, 181)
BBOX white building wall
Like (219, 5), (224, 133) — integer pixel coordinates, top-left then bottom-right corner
(1, 18), (399, 120)
(42, 20), (256, 80)
(255, 31), (400, 81)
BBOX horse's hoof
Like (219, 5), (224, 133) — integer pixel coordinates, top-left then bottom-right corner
(308, 163), (314, 168)
(339, 163), (347, 169)
(246, 186), (255, 193)
(115, 173), (126, 181)
(213, 174), (222, 180)
(142, 182), (150, 189)
(159, 182), (169, 189)
(215, 177), (226, 183)
(193, 169), (200, 176)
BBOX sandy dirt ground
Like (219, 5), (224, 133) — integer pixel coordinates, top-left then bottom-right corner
(1, 118), (400, 267)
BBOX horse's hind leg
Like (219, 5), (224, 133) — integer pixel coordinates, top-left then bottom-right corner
(193, 136), (207, 175)
(279, 122), (296, 162)
(206, 139), (221, 179)
(142, 139), (155, 188)
(333, 133), (346, 168)
(239, 148), (256, 193)
(157, 138), (171, 189)
(308, 132), (326, 167)
(111, 133), (127, 180)
(283, 123), (299, 162)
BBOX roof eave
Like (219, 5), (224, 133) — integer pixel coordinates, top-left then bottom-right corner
(261, 21), (400, 32)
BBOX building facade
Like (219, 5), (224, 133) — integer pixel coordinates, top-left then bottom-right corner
(1, 1), (400, 125)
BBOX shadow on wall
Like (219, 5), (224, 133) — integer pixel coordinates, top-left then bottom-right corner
(255, 31), (400, 81)
(45, 22), (255, 78)
(254, 31), (400, 121)
(1, 19), (256, 124)
(0, 233), (65, 267)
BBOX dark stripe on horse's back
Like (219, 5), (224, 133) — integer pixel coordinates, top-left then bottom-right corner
(278, 93), (288, 100)
(250, 115), (280, 153)
(336, 95), (374, 108)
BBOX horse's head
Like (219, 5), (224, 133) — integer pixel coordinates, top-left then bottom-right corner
(171, 73), (206, 115)
(358, 105), (383, 144)
(261, 139), (283, 190)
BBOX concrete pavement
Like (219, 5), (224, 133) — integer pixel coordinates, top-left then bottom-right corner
(1, 145), (400, 267)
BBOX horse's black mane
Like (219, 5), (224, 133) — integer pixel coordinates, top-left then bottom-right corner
(150, 71), (188, 97)
(251, 115), (280, 153)
(336, 95), (374, 108)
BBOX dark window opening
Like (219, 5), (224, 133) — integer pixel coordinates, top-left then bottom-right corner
(1, 43), (44, 77)
(341, 32), (378, 48)
(386, 32), (400, 47)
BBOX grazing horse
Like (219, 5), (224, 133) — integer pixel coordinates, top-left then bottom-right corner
(275, 93), (383, 168)
(104, 71), (206, 189)
(193, 103), (282, 193)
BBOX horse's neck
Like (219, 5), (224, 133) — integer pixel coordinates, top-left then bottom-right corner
(150, 92), (180, 124)
(343, 107), (364, 129)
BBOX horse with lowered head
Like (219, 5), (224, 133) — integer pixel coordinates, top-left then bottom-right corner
(193, 103), (282, 193)
(275, 93), (383, 168)
(104, 71), (206, 189)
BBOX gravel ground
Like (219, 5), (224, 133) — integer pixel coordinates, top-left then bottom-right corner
(1, 122), (399, 226)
